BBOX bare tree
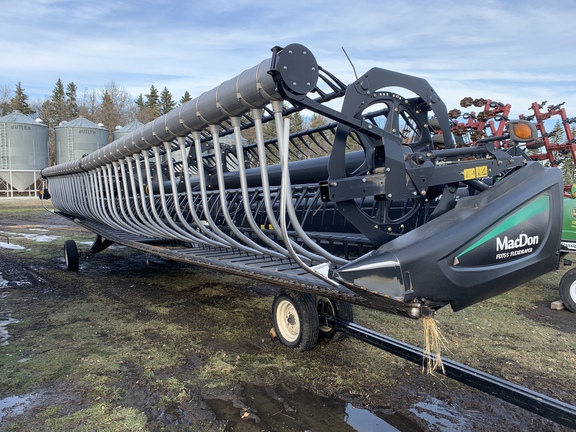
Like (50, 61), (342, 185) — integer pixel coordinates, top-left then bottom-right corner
(90, 81), (136, 138)
(79, 88), (99, 120)
(0, 84), (12, 115)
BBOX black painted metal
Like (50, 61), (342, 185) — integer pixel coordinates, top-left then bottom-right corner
(323, 315), (576, 428)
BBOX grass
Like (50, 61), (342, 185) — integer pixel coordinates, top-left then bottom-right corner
(1, 198), (575, 430)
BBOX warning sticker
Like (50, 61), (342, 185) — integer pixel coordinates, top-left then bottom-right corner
(463, 166), (488, 180)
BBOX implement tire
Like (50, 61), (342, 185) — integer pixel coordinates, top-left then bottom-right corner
(64, 240), (79, 272)
(559, 268), (576, 313)
(317, 296), (354, 341)
(272, 289), (319, 351)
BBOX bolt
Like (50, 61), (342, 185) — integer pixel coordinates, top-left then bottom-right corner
(387, 193), (392, 198)
(362, 178), (367, 183)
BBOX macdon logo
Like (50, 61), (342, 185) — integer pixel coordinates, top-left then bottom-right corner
(496, 234), (539, 251)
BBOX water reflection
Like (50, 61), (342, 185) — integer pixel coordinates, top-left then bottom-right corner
(206, 383), (423, 431)
(346, 403), (403, 431)
(409, 396), (469, 431)
(0, 394), (33, 422)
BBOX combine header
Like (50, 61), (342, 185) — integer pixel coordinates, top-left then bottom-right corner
(41, 43), (563, 351)
(451, 97), (576, 312)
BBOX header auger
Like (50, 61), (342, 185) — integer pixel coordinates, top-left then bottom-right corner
(41, 43), (563, 352)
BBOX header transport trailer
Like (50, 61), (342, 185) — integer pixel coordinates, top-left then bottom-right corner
(40, 43), (563, 353)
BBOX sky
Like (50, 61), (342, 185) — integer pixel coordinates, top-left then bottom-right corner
(1, 0), (575, 120)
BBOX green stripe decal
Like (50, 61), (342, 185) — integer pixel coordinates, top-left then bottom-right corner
(456, 194), (549, 259)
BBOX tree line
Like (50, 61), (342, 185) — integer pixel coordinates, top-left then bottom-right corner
(0, 80), (194, 165)
(0, 80), (192, 140)
(0, 80), (335, 166)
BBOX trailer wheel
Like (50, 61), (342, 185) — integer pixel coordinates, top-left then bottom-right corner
(559, 268), (576, 313)
(317, 296), (354, 341)
(272, 289), (319, 351)
(64, 240), (79, 272)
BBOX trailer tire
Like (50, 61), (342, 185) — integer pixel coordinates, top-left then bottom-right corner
(64, 240), (79, 272)
(272, 289), (319, 351)
(317, 296), (354, 341)
(559, 268), (576, 313)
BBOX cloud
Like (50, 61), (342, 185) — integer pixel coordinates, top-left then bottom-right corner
(0, 0), (574, 119)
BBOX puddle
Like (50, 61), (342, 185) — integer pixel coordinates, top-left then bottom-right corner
(409, 396), (469, 431)
(206, 383), (422, 431)
(0, 394), (33, 422)
(345, 403), (404, 431)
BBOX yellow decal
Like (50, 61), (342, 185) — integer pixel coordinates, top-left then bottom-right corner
(463, 168), (475, 180)
(463, 166), (488, 180)
(476, 165), (488, 178)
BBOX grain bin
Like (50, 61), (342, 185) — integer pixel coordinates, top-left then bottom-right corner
(112, 120), (143, 141)
(54, 117), (108, 164)
(0, 110), (49, 193)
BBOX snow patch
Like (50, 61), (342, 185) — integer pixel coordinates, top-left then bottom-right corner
(0, 242), (25, 250)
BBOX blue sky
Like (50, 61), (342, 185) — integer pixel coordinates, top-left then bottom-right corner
(1, 0), (575, 119)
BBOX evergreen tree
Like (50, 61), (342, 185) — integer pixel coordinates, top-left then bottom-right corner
(135, 91), (156, 124)
(40, 79), (75, 165)
(66, 82), (79, 119)
(134, 86), (161, 123)
(40, 78), (67, 127)
(145, 85), (160, 116)
(159, 86), (176, 115)
(9, 82), (33, 115)
(135, 94), (145, 109)
(180, 91), (192, 104)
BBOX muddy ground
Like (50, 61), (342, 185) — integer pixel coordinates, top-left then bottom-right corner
(0, 197), (575, 431)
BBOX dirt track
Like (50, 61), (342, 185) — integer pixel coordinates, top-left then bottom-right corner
(0, 198), (575, 431)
